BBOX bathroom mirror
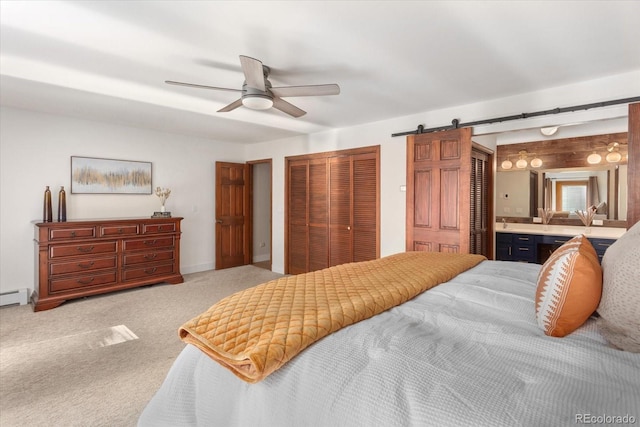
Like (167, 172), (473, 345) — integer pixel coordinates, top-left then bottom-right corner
(496, 164), (627, 221)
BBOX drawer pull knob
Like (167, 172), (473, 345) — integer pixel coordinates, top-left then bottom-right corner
(144, 240), (157, 246)
(145, 267), (158, 274)
(71, 231), (76, 237)
(77, 246), (94, 253)
(144, 253), (158, 260)
(76, 277), (95, 285)
(553, 240), (568, 244)
(77, 261), (95, 269)
(517, 237), (529, 241)
(519, 247), (529, 251)
(118, 228), (123, 233)
(597, 243), (612, 247)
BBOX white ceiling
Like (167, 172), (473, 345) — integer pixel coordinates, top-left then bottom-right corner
(1, 1), (639, 144)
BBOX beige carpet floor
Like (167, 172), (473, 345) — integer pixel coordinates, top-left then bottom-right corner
(0, 265), (282, 427)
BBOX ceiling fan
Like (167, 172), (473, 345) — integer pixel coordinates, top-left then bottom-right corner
(166, 55), (340, 118)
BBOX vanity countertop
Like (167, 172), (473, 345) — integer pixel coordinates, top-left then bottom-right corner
(495, 222), (626, 239)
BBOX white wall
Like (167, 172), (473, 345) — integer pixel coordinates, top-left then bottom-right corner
(252, 162), (271, 263)
(496, 170), (531, 217)
(1, 70), (639, 296)
(0, 106), (242, 295)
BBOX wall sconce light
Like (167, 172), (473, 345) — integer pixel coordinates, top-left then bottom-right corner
(586, 141), (625, 165)
(605, 142), (622, 163)
(501, 150), (542, 170)
(587, 152), (602, 164)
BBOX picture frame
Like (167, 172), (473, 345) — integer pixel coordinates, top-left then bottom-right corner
(71, 156), (152, 194)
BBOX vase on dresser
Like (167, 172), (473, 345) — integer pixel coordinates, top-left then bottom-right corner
(58, 186), (67, 222)
(43, 186), (53, 222)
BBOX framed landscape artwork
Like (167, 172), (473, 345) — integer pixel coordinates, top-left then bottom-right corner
(71, 156), (152, 194)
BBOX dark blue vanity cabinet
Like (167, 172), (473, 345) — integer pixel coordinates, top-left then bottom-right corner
(496, 232), (615, 264)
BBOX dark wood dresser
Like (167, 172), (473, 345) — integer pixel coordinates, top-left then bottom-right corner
(32, 217), (184, 311)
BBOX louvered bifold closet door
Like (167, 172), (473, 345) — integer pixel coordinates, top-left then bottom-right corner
(288, 160), (309, 274)
(470, 149), (489, 256)
(352, 153), (379, 262)
(329, 156), (352, 267)
(285, 145), (380, 274)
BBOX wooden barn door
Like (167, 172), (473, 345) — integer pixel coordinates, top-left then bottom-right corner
(406, 128), (472, 253)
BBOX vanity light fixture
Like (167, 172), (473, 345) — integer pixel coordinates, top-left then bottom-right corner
(586, 141), (626, 165)
(587, 151), (602, 164)
(501, 159), (513, 170)
(530, 157), (543, 168)
(605, 142), (622, 163)
(501, 150), (542, 170)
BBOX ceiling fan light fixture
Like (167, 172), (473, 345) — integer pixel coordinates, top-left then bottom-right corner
(242, 95), (273, 110)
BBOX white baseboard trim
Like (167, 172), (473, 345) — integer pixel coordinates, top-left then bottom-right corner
(252, 254), (270, 263)
(0, 288), (29, 307)
(181, 263), (215, 275)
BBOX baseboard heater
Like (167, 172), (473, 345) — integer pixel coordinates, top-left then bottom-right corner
(0, 289), (29, 307)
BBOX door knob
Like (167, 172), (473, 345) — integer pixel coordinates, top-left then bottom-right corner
(216, 219), (223, 224)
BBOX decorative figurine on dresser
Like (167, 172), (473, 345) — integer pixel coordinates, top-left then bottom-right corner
(32, 217), (184, 311)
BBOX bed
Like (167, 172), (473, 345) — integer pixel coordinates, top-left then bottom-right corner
(139, 227), (640, 426)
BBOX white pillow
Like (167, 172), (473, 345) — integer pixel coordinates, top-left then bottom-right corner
(596, 221), (640, 352)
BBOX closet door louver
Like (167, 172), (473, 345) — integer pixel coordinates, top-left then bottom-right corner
(352, 153), (378, 262)
(309, 159), (329, 271)
(470, 149), (489, 257)
(288, 160), (310, 274)
(329, 156), (352, 266)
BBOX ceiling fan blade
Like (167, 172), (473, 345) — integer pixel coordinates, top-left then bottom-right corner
(217, 98), (243, 112)
(239, 55), (266, 92)
(272, 97), (306, 118)
(165, 80), (240, 93)
(271, 84), (340, 98)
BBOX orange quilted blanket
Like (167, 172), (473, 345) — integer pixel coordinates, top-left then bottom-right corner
(179, 251), (486, 383)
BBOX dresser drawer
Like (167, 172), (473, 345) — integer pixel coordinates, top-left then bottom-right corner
(49, 256), (117, 276)
(99, 224), (139, 237)
(50, 226), (96, 240)
(122, 263), (175, 281)
(123, 249), (174, 266)
(49, 271), (117, 293)
(123, 236), (174, 251)
(50, 241), (117, 259)
(142, 222), (177, 234)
